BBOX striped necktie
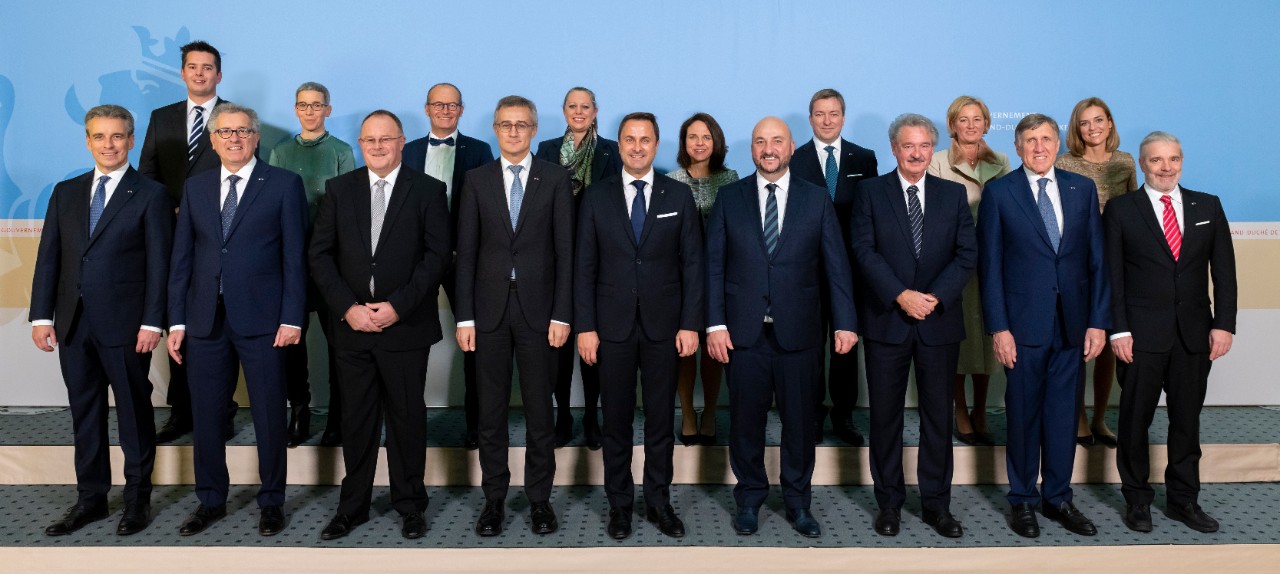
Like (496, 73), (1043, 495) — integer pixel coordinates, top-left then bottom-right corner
(1161, 195), (1182, 260)
(188, 106), (204, 163)
(907, 185), (923, 258)
(763, 183), (779, 256)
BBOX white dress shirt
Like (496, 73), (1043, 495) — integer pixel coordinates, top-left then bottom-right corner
(756, 170), (790, 233)
(814, 137), (842, 172)
(423, 129), (458, 200)
(187, 96), (216, 139)
(898, 169), (926, 213)
(1024, 166), (1064, 233)
(622, 169), (655, 216)
(1111, 184), (1186, 341)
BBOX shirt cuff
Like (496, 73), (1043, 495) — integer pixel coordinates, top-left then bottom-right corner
(835, 329), (854, 336)
(31, 320), (53, 327)
(170, 325), (186, 332)
(456, 320), (475, 328)
(141, 325), (161, 333)
(1109, 332), (1132, 341)
(551, 320), (569, 326)
(281, 324), (301, 330)
(707, 325), (727, 333)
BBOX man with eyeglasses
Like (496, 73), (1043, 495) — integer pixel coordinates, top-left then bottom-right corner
(455, 95), (574, 537)
(403, 82), (494, 449)
(166, 103), (308, 537)
(268, 81), (356, 448)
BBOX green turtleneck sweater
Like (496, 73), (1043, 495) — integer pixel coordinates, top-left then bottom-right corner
(268, 131), (356, 222)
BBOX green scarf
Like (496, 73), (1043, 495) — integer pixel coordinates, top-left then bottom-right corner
(558, 124), (597, 195)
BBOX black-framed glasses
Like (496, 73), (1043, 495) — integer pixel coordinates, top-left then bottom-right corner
(295, 102), (329, 111)
(358, 136), (403, 146)
(213, 127), (258, 139)
(428, 102), (462, 112)
(494, 121), (536, 133)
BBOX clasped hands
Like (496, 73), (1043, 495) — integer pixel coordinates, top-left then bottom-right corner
(345, 301), (400, 332)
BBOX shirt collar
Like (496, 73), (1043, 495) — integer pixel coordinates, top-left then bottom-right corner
(814, 137), (842, 155)
(622, 169), (655, 190)
(897, 169), (926, 190)
(500, 153), (533, 173)
(1144, 183), (1182, 204)
(93, 164), (130, 183)
(368, 164), (403, 190)
(756, 170), (791, 193)
(1023, 165), (1057, 186)
(221, 156), (257, 183)
(428, 129), (460, 143)
(188, 96), (216, 114)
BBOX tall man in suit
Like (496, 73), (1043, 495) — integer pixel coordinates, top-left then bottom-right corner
(166, 104), (308, 537)
(978, 113), (1110, 538)
(138, 40), (231, 443)
(706, 117), (858, 538)
(1107, 132), (1236, 534)
(455, 96), (574, 537)
(790, 88), (878, 446)
(402, 82), (494, 449)
(575, 112), (703, 540)
(31, 105), (173, 536)
(851, 114), (976, 539)
(310, 110), (451, 540)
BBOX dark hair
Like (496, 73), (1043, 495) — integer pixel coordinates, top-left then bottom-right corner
(181, 40), (221, 72)
(1014, 113), (1060, 144)
(808, 88), (845, 115)
(617, 112), (659, 141)
(675, 112), (728, 172)
(362, 109), (403, 134)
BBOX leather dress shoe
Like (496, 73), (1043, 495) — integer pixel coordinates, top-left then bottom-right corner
(401, 511), (428, 539)
(1075, 433), (1096, 447)
(1009, 503), (1040, 538)
(320, 513), (368, 540)
(678, 431), (698, 446)
(874, 507), (900, 536)
(1167, 501), (1219, 533)
(178, 504), (227, 536)
(1123, 503), (1153, 532)
(733, 506), (759, 535)
(259, 505), (285, 536)
(319, 427), (342, 447)
(646, 504), (686, 538)
(117, 503), (151, 536)
(607, 506), (632, 540)
(1094, 433), (1119, 448)
(155, 414), (193, 444)
(475, 499), (505, 537)
(45, 502), (109, 536)
(1041, 501), (1097, 536)
(287, 404), (311, 448)
(952, 426), (979, 446)
(785, 508), (821, 538)
(922, 509), (964, 538)
(554, 415), (573, 448)
(464, 429), (479, 450)
(529, 501), (558, 534)
(832, 417), (865, 446)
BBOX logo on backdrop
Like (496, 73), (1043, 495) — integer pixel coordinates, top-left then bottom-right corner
(64, 26), (191, 134)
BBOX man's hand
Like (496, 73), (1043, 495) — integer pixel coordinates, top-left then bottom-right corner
(675, 329), (699, 357)
(993, 330), (1017, 369)
(345, 304), (383, 333)
(273, 325), (302, 348)
(834, 330), (858, 354)
(456, 326), (476, 352)
(366, 301), (400, 329)
(707, 330), (733, 364)
(167, 329), (186, 364)
(895, 290), (938, 321)
(1210, 329), (1234, 360)
(32, 325), (57, 352)
(548, 323), (570, 348)
(578, 331), (600, 365)
(1111, 335), (1134, 364)
(1083, 328), (1106, 362)
(136, 329), (161, 354)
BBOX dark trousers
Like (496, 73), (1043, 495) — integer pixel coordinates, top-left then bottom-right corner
(864, 331), (958, 512)
(556, 342), (600, 419)
(442, 272), (478, 433)
(726, 324), (821, 511)
(598, 319), (679, 511)
(1116, 341), (1212, 506)
(476, 283), (557, 502)
(168, 333), (237, 423)
(186, 301), (288, 508)
(58, 318), (155, 508)
(820, 333), (861, 421)
(333, 345), (430, 517)
(1004, 311), (1081, 506)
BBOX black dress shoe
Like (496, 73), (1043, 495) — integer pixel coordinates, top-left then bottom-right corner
(554, 415), (573, 448)
(45, 502), (109, 536)
(1094, 433), (1118, 448)
(320, 513), (368, 540)
(117, 503), (151, 536)
(1041, 501), (1097, 536)
(320, 427), (342, 447)
(922, 509), (964, 538)
(529, 501), (558, 534)
(464, 429), (479, 450)
(259, 505), (285, 536)
(287, 404), (311, 448)
(952, 426), (979, 446)
(475, 499), (504, 537)
(607, 507), (632, 540)
(401, 511), (428, 539)
(811, 419), (825, 445)
(873, 507), (900, 536)
(1123, 503), (1153, 533)
(833, 418), (865, 446)
(1075, 433), (1096, 447)
(178, 504), (227, 536)
(1009, 503), (1040, 538)
(646, 504), (686, 538)
(678, 431), (698, 446)
(733, 506), (759, 535)
(1167, 501), (1219, 533)
(583, 417), (602, 451)
(155, 415), (193, 444)
(785, 508), (821, 538)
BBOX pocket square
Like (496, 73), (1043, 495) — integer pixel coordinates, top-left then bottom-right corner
(1195, 220), (1210, 226)
(846, 173), (862, 177)
(657, 212), (678, 219)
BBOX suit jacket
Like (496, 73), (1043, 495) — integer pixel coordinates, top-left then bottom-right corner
(309, 167), (451, 351)
(30, 167), (173, 345)
(978, 167), (1111, 346)
(791, 138), (878, 256)
(168, 160), (308, 338)
(1104, 186), (1236, 353)
(455, 158), (575, 332)
(402, 132), (494, 238)
(534, 136), (622, 189)
(139, 98), (226, 204)
(851, 172), (976, 346)
(705, 173), (856, 351)
(574, 173), (703, 342)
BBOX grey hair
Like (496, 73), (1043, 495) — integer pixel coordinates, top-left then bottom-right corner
(295, 82), (330, 105)
(84, 104), (134, 136)
(1013, 113), (1059, 145)
(888, 113), (938, 145)
(425, 82), (463, 107)
(494, 95), (538, 124)
(208, 102), (262, 133)
(1139, 131), (1181, 160)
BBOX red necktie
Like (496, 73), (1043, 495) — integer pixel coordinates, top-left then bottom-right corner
(1161, 195), (1181, 260)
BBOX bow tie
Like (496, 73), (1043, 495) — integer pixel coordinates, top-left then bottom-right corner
(428, 136), (455, 146)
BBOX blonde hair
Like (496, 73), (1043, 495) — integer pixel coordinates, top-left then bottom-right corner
(944, 95), (998, 165)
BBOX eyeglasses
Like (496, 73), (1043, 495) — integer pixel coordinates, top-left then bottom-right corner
(428, 102), (462, 112)
(213, 127), (258, 139)
(358, 136), (403, 146)
(295, 102), (329, 111)
(494, 121), (536, 133)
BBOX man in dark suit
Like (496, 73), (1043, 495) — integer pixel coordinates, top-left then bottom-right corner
(851, 114), (976, 539)
(31, 105), (172, 536)
(310, 110), (450, 540)
(790, 88), (877, 446)
(138, 40), (230, 444)
(575, 112), (703, 540)
(166, 104), (308, 537)
(1107, 132), (1236, 534)
(402, 82), (494, 449)
(455, 95), (574, 537)
(978, 113), (1110, 538)
(706, 116), (857, 538)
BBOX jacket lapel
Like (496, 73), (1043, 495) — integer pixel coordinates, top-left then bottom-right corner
(353, 169), (374, 257)
(886, 173), (915, 253)
(223, 161), (267, 242)
(185, 98), (222, 175)
(513, 161), (541, 238)
(87, 168), (140, 248)
(1134, 188), (1175, 262)
(637, 178), (666, 247)
(1011, 166), (1054, 250)
(609, 178), (635, 246)
(375, 170), (412, 252)
(742, 174), (770, 257)
(919, 176), (948, 260)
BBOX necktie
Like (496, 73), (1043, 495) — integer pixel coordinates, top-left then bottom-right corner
(907, 184), (923, 258)
(763, 183), (779, 256)
(188, 106), (204, 163)
(508, 165), (524, 279)
(370, 179), (387, 295)
(823, 145), (838, 200)
(89, 175), (108, 235)
(1161, 195), (1182, 260)
(221, 174), (240, 241)
(1036, 177), (1060, 253)
(630, 180), (647, 242)
(428, 136), (455, 146)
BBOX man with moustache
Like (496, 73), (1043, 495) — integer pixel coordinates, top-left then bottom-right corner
(851, 114), (976, 538)
(706, 117), (857, 538)
(167, 103), (308, 537)
(1107, 132), (1236, 533)
(575, 112), (703, 540)
(31, 105), (173, 536)
(310, 110), (450, 540)
(978, 113), (1110, 538)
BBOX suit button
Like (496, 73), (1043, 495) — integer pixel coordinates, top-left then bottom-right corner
(631, 288), (637, 294)
(635, 259), (641, 264)
(372, 262), (377, 267)
(82, 257), (88, 262)
(221, 248), (228, 254)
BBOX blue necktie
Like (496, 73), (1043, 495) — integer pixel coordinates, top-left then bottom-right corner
(630, 180), (646, 242)
(1036, 177), (1060, 252)
(823, 145), (838, 200)
(188, 106), (204, 163)
(222, 174), (240, 241)
(763, 183), (779, 257)
(428, 136), (455, 146)
(88, 175), (108, 235)
(907, 184), (923, 258)
(508, 165), (524, 279)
